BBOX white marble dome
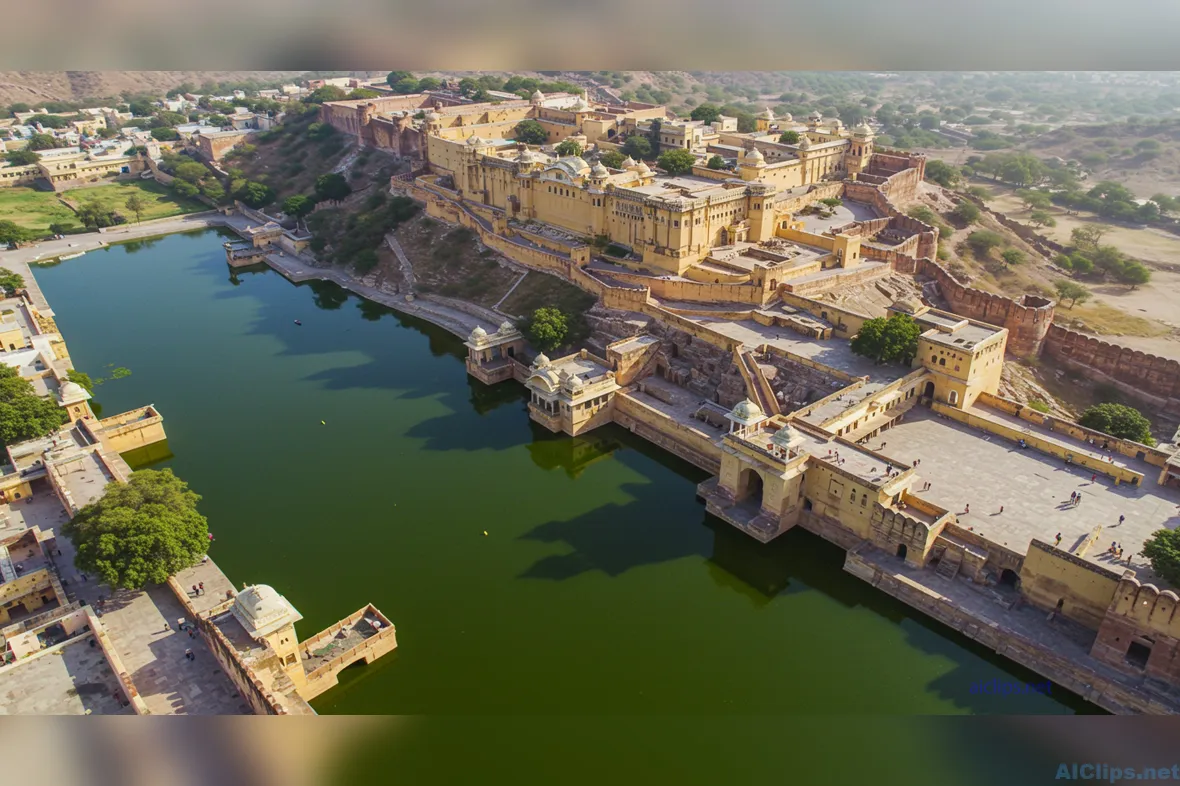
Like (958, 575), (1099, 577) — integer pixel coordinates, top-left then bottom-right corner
(498, 320), (517, 335)
(59, 380), (91, 404)
(730, 398), (764, 422)
(469, 325), (488, 341)
(532, 352), (551, 368)
(622, 156), (638, 170)
(590, 162), (609, 177)
(231, 584), (303, 639)
(744, 147), (765, 165)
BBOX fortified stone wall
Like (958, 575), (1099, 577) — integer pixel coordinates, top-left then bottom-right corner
(1042, 325), (1180, 409)
(1092, 575), (1180, 683)
(902, 255), (1054, 358)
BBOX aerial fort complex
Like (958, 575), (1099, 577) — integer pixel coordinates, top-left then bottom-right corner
(319, 87), (1180, 714)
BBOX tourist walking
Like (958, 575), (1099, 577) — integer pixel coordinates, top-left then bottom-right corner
(199, 581), (205, 595)
(184, 648), (194, 662)
(1119, 515), (1125, 525)
(1055, 533), (1062, 546)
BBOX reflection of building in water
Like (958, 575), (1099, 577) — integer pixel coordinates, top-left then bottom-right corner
(526, 430), (623, 479)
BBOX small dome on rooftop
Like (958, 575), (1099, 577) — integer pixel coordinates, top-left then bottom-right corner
(797, 135), (812, 149)
(498, 320), (517, 334)
(622, 155), (638, 169)
(469, 325), (488, 341)
(757, 106), (775, 120)
(730, 398), (764, 422)
(744, 147), (765, 165)
(590, 162), (609, 177)
(532, 352), (551, 368)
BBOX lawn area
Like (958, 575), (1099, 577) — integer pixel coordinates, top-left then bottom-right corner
(64, 180), (206, 225)
(0, 188), (76, 233)
(0, 180), (205, 236)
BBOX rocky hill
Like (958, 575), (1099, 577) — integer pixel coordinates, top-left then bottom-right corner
(0, 71), (303, 106)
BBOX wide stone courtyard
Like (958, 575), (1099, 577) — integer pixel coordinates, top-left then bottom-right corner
(877, 409), (1180, 585)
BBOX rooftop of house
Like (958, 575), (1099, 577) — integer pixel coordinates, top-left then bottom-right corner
(916, 311), (1004, 351)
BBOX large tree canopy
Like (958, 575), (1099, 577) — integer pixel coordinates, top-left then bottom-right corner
(526, 307), (568, 352)
(1078, 403), (1154, 445)
(0, 365), (68, 447)
(514, 120), (548, 145)
(1143, 529), (1180, 589)
(657, 149), (696, 176)
(850, 314), (921, 364)
(65, 469), (210, 590)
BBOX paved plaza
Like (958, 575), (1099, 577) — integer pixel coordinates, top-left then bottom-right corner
(878, 409), (1180, 584)
(0, 636), (132, 715)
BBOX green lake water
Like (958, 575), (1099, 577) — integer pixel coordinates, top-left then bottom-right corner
(33, 229), (1094, 722)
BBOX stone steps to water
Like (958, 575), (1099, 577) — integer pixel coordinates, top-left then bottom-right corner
(935, 550), (962, 581)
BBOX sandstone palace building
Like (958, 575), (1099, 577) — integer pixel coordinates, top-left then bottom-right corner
(320, 87), (1180, 715)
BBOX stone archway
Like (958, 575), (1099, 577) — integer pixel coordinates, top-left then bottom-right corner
(737, 468), (764, 509)
(923, 381), (935, 401)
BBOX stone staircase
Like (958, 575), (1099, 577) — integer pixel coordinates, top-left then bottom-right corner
(935, 549), (963, 581)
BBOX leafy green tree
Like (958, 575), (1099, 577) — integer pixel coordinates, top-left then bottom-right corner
(66, 369), (95, 393)
(172, 161), (208, 183)
(234, 180), (276, 208)
(5, 149), (39, 165)
(555, 139), (582, 158)
(778, 130), (800, 144)
(1150, 193), (1178, 216)
(1071, 224), (1110, 250)
(706, 155), (726, 170)
(1000, 249), (1025, 266)
(1053, 280), (1090, 308)
(0, 221), (34, 246)
(0, 364), (68, 446)
(48, 222), (72, 236)
(1015, 189), (1051, 210)
(952, 201), (981, 224)
(305, 86), (347, 104)
(417, 77), (441, 91)
(526, 307), (569, 352)
(314, 172), (352, 202)
(514, 119), (548, 145)
(621, 136), (652, 160)
(206, 113), (229, 127)
(0, 267), (25, 294)
(1029, 209), (1056, 228)
(924, 160), (961, 188)
(1116, 260), (1151, 289)
(26, 133), (58, 151)
(689, 104), (721, 124)
(200, 181), (226, 203)
(599, 151), (625, 169)
(1069, 255), (1095, 275)
(347, 89), (381, 99)
(1092, 245), (1125, 279)
(657, 149), (696, 176)
(850, 314), (921, 364)
(283, 194), (315, 218)
(1078, 402), (1154, 445)
(1142, 529), (1180, 588)
(306, 121), (335, 141)
(385, 71), (413, 89)
(64, 469), (210, 590)
(124, 194), (146, 224)
(172, 180), (199, 199)
(150, 127), (179, 141)
(28, 114), (70, 129)
(391, 77), (420, 94)
(966, 230), (1004, 258)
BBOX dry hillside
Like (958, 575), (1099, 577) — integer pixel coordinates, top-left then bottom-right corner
(0, 71), (303, 106)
